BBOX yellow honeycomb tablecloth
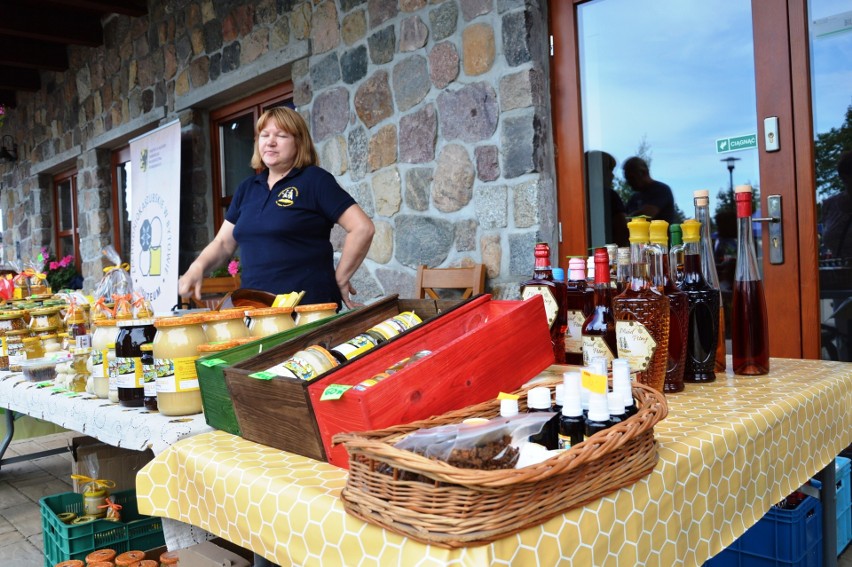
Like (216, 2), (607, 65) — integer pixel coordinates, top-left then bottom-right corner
(137, 358), (852, 566)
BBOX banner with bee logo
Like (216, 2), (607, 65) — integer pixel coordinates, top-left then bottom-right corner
(129, 120), (181, 313)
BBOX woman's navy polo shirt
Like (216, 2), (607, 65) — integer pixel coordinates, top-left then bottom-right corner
(226, 166), (356, 304)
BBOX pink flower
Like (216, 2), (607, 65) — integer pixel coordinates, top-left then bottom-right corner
(59, 255), (73, 268)
(49, 261), (59, 270)
(227, 260), (240, 277)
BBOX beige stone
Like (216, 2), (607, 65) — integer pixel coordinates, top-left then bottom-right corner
(481, 233), (501, 278)
(433, 144), (474, 213)
(291, 3), (312, 40)
(320, 136), (348, 176)
(311, 1), (340, 54)
(373, 167), (402, 217)
(368, 125), (397, 172)
(368, 220), (394, 264)
(241, 29), (268, 65)
(462, 23), (495, 76)
(342, 10), (367, 45)
(175, 69), (190, 96)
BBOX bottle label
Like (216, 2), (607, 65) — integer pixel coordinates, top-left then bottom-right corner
(521, 286), (558, 328)
(565, 310), (585, 353)
(332, 334), (376, 360)
(108, 356), (118, 393)
(155, 357), (199, 393)
(582, 336), (615, 367)
(143, 362), (157, 397)
(115, 356), (142, 388)
(267, 355), (320, 381)
(557, 432), (574, 450)
(90, 349), (105, 379)
(616, 321), (657, 372)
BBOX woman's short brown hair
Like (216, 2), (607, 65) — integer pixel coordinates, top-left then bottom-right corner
(250, 106), (319, 170)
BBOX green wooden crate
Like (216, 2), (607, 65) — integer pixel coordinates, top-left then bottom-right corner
(196, 314), (344, 436)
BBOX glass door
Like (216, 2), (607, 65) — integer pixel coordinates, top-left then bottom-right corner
(810, 0), (852, 361)
(552, 0), (820, 359)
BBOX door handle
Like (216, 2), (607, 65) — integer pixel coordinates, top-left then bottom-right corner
(752, 194), (783, 265)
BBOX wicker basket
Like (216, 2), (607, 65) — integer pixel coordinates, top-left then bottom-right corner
(333, 377), (667, 548)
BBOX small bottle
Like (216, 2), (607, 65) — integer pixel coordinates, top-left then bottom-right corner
(558, 372), (585, 450)
(552, 267), (565, 283)
(613, 358), (638, 418)
(141, 343), (158, 412)
(679, 219), (721, 382)
(605, 244), (619, 287)
(584, 391), (611, 439)
(526, 386), (558, 450)
(695, 189), (727, 372)
(500, 398), (519, 418)
(553, 383), (564, 415)
(520, 243), (569, 364)
(608, 391), (627, 425)
(615, 247), (632, 293)
(649, 219), (688, 394)
(586, 256), (595, 283)
(582, 248), (617, 370)
(669, 224), (685, 285)
(564, 257), (594, 365)
(613, 218), (670, 393)
(732, 185), (769, 375)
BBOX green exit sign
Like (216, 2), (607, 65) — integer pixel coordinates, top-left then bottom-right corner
(716, 134), (757, 153)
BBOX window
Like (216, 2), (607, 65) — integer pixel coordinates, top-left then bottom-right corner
(53, 169), (80, 270)
(111, 145), (132, 262)
(210, 82), (294, 228)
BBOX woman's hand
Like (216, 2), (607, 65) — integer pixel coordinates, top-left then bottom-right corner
(178, 264), (205, 301)
(338, 280), (362, 309)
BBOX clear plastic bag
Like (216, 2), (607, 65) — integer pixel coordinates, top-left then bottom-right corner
(94, 245), (132, 301)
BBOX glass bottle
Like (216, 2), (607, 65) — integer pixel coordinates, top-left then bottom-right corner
(613, 218), (670, 393)
(615, 247), (631, 293)
(564, 257), (594, 365)
(584, 391), (611, 439)
(605, 244), (618, 287)
(649, 220), (688, 394)
(520, 242), (568, 364)
(694, 189), (728, 372)
(731, 185), (769, 375)
(526, 386), (559, 450)
(582, 248), (617, 370)
(115, 318), (156, 407)
(558, 372), (585, 450)
(679, 219), (720, 382)
(669, 224), (685, 285)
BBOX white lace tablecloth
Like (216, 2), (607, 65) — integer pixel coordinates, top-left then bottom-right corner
(0, 369), (216, 549)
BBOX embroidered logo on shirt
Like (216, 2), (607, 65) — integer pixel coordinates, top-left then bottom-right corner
(276, 187), (299, 207)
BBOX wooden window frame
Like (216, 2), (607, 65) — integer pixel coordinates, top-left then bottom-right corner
(111, 145), (132, 262)
(209, 82), (294, 229)
(52, 169), (80, 272)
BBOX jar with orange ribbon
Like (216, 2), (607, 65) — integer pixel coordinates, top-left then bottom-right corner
(69, 474), (116, 518)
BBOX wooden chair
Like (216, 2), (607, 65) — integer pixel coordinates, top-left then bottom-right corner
(179, 275), (241, 310)
(413, 264), (486, 300)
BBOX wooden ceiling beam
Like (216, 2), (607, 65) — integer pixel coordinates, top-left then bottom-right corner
(0, 90), (17, 109)
(0, 68), (41, 92)
(35, 0), (147, 17)
(0, 4), (103, 46)
(0, 37), (68, 72)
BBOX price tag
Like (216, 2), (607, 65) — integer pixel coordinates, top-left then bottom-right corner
(249, 371), (277, 381)
(200, 358), (227, 368)
(581, 369), (608, 394)
(320, 384), (352, 401)
(50, 387), (66, 394)
(35, 381), (55, 388)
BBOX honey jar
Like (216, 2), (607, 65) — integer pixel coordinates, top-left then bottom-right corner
(22, 336), (45, 359)
(28, 305), (64, 331)
(264, 344), (339, 381)
(294, 302), (338, 326)
(152, 315), (207, 416)
(0, 309), (27, 332)
(2, 329), (31, 371)
(246, 306), (295, 338)
(202, 309), (250, 343)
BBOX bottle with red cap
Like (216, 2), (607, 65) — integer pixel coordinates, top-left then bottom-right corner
(581, 248), (617, 370)
(564, 256), (594, 365)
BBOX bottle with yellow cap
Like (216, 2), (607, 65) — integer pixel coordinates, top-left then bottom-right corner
(612, 217), (670, 393)
(678, 219), (720, 382)
(648, 219), (688, 393)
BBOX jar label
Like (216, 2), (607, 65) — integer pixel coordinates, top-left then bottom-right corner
(142, 362), (157, 396)
(108, 357), (118, 393)
(267, 355), (319, 381)
(521, 286), (558, 329)
(90, 350), (105, 379)
(115, 356), (142, 388)
(582, 336), (615, 367)
(155, 356), (200, 392)
(565, 310), (586, 354)
(332, 334), (375, 360)
(615, 321), (657, 372)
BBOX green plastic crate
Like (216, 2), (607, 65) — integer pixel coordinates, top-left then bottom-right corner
(196, 313), (344, 436)
(40, 489), (164, 567)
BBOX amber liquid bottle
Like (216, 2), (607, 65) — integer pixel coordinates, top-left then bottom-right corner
(695, 189), (727, 372)
(613, 218), (670, 393)
(615, 247), (631, 293)
(679, 219), (720, 382)
(521, 242), (568, 364)
(582, 249), (617, 369)
(731, 185), (769, 375)
(564, 257), (594, 365)
(649, 220), (688, 393)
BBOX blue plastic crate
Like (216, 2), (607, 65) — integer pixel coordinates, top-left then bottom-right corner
(705, 494), (822, 567)
(808, 455), (851, 556)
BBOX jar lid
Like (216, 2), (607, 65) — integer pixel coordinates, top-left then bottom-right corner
(28, 305), (64, 316)
(117, 318), (155, 327)
(197, 338), (254, 353)
(40, 333), (58, 340)
(159, 550), (180, 565)
(154, 314), (205, 327)
(21, 336), (42, 344)
(93, 319), (117, 327)
(249, 306), (294, 316)
(85, 549), (117, 563)
(114, 550), (146, 566)
(294, 302), (338, 313)
(202, 309), (247, 322)
(4, 329), (31, 337)
(0, 310), (25, 320)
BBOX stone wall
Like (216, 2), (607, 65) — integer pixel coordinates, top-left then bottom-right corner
(0, 0), (557, 298)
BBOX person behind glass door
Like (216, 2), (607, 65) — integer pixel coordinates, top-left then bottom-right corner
(585, 150), (629, 247)
(822, 150), (852, 260)
(178, 107), (375, 309)
(623, 156), (679, 224)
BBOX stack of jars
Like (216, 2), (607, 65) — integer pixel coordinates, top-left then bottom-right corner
(0, 309), (30, 372)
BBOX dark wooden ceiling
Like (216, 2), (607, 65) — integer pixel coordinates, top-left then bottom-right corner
(0, 0), (147, 108)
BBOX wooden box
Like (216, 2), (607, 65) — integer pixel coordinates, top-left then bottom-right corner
(225, 294), (554, 467)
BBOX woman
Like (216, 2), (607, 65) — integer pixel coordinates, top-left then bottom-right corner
(179, 107), (374, 309)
